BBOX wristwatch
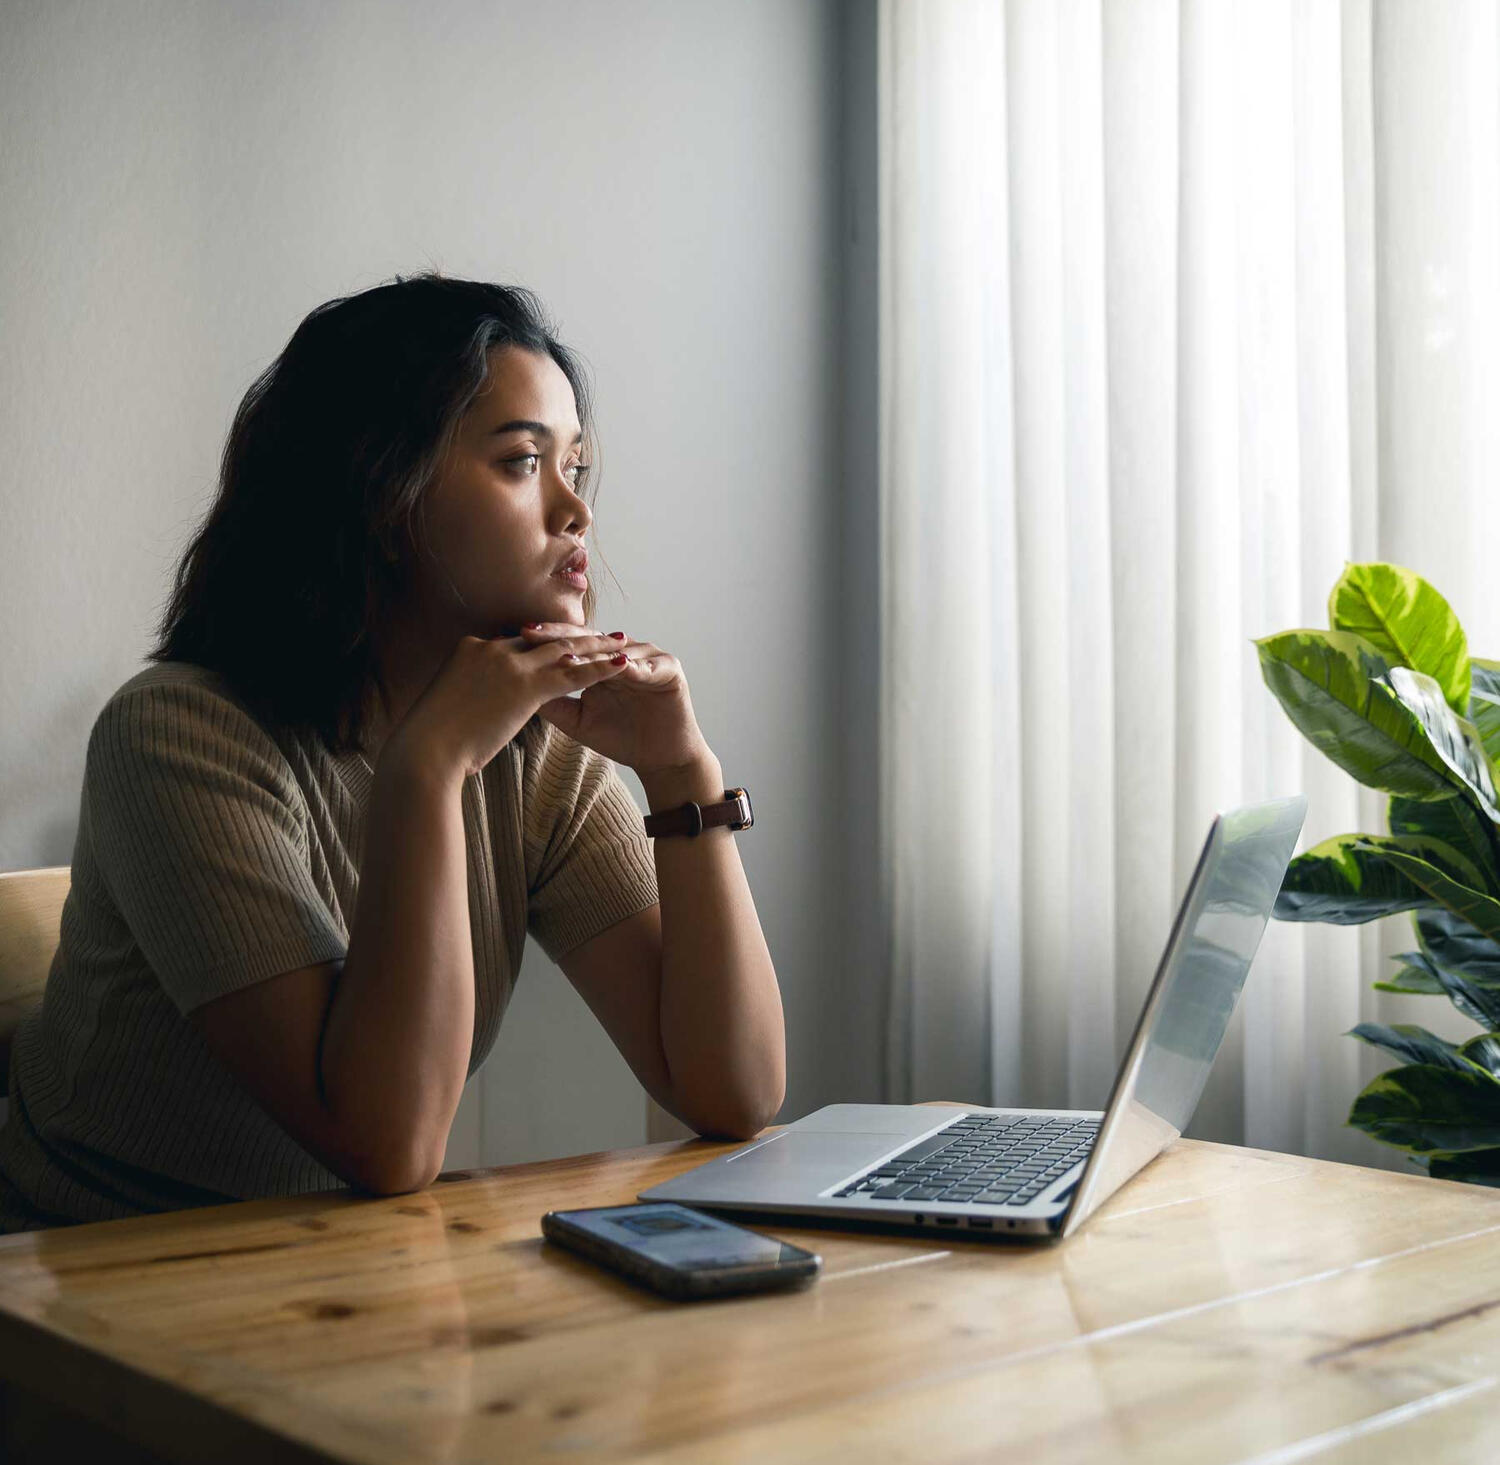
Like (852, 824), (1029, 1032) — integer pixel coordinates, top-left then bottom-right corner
(644, 787), (755, 838)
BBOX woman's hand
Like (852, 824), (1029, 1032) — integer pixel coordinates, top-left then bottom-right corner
(388, 632), (635, 780)
(517, 623), (713, 776)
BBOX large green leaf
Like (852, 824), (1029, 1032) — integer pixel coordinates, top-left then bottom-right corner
(1372, 843), (1500, 946)
(1389, 794), (1500, 896)
(1468, 658), (1500, 769)
(1256, 631), (1456, 800)
(1389, 949), (1500, 1030)
(1459, 1034), (1500, 1077)
(1348, 1063), (1500, 1152)
(1348, 1022), (1477, 1072)
(1386, 667), (1500, 821)
(1428, 1150), (1500, 1187)
(1275, 835), (1435, 924)
(1328, 562), (1470, 713)
(1385, 833), (1490, 893)
(1417, 906), (1500, 983)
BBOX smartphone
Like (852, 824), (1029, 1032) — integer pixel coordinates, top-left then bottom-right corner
(540, 1202), (822, 1301)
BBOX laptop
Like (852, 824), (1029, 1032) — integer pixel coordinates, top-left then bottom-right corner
(640, 796), (1306, 1241)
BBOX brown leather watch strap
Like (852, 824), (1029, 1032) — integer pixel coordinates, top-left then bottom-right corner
(643, 787), (754, 838)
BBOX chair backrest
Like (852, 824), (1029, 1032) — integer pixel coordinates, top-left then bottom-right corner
(0, 867), (71, 1094)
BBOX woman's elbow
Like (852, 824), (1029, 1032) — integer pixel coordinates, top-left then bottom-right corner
(690, 1099), (783, 1143)
(341, 1138), (444, 1197)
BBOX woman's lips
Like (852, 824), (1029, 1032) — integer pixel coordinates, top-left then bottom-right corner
(554, 569), (588, 591)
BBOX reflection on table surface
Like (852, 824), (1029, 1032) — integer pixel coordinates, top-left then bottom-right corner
(0, 1120), (1497, 1464)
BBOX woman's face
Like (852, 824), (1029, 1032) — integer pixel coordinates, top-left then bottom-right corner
(406, 344), (593, 638)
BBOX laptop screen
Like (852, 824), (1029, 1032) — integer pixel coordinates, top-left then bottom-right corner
(1060, 796), (1307, 1236)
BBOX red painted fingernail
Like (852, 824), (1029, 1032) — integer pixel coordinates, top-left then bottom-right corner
(522, 623), (542, 630)
(608, 631), (626, 639)
(611, 653), (628, 665)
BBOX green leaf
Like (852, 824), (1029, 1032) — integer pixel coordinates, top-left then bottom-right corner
(1428, 1148), (1500, 1187)
(1374, 958), (1447, 997)
(1275, 834), (1436, 924)
(1391, 949), (1500, 1030)
(1468, 658), (1500, 768)
(1386, 667), (1500, 822)
(1348, 1022), (1477, 1072)
(1256, 630), (1457, 800)
(1459, 1034), (1500, 1077)
(1329, 562), (1470, 713)
(1417, 906), (1500, 984)
(1389, 794), (1500, 896)
(1348, 1063), (1500, 1152)
(1371, 843), (1500, 947)
(1385, 833), (1491, 893)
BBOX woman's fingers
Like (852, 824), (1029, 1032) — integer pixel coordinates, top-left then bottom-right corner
(521, 627), (623, 659)
(520, 623), (649, 665)
(520, 621), (626, 644)
(604, 644), (673, 680)
(519, 624), (670, 681)
(556, 650), (630, 680)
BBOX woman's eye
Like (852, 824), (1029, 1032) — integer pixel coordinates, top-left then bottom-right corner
(500, 455), (589, 486)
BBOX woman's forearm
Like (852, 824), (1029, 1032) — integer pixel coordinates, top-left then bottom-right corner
(319, 749), (473, 1191)
(642, 752), (786, 1138)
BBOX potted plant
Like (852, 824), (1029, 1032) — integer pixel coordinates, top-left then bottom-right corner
(1259, 562), (1500, 1186)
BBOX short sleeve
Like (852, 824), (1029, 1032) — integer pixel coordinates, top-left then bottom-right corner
(522, 723), (660, 963)
(84, 673), (349, 1017)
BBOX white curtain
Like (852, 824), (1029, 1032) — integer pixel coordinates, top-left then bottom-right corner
(878, 0), (1500, 1167)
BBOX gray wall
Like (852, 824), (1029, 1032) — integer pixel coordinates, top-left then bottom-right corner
(0, 0), (882, 1167)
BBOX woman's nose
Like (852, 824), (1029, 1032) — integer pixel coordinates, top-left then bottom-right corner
(551, 469), (592, 533)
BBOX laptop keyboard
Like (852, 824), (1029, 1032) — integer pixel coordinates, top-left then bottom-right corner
(831, 1112), (1099, 1208)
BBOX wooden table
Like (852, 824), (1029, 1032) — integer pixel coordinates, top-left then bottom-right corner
(1, 1105), (1498, 1463)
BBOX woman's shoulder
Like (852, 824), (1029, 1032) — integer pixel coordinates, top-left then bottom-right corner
(88, 660), (291, 776)
(105, 658), (242, 704)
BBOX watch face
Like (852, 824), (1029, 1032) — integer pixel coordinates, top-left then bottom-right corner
(731, 788), (754, 830)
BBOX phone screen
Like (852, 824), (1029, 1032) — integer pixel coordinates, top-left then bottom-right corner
(543, 1203), (820, 1297)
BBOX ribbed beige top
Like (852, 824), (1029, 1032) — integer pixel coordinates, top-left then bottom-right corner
(0, 661), (660, 1232)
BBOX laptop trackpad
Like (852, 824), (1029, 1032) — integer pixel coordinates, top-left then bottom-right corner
(726, 1133), (893, 1170)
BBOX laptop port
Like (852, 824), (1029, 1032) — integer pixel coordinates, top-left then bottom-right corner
(968, 1218), (993, 1230)
(934, 1216), (959, 1227)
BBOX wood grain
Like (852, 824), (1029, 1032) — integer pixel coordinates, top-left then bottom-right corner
(0, 1109), (1495, 1463)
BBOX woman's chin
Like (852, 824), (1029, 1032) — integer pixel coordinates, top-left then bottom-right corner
(547, 591), (589, 624)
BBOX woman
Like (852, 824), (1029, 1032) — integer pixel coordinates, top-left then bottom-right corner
(0, 273), (785, 1232)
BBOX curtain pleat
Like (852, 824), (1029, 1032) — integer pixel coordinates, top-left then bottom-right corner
(879, 0), (1500, 1168)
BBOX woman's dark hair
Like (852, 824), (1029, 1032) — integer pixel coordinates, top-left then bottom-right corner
(149, 272), (600, 755)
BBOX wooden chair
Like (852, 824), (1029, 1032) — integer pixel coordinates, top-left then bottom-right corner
(0, 868), (70, 1094)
